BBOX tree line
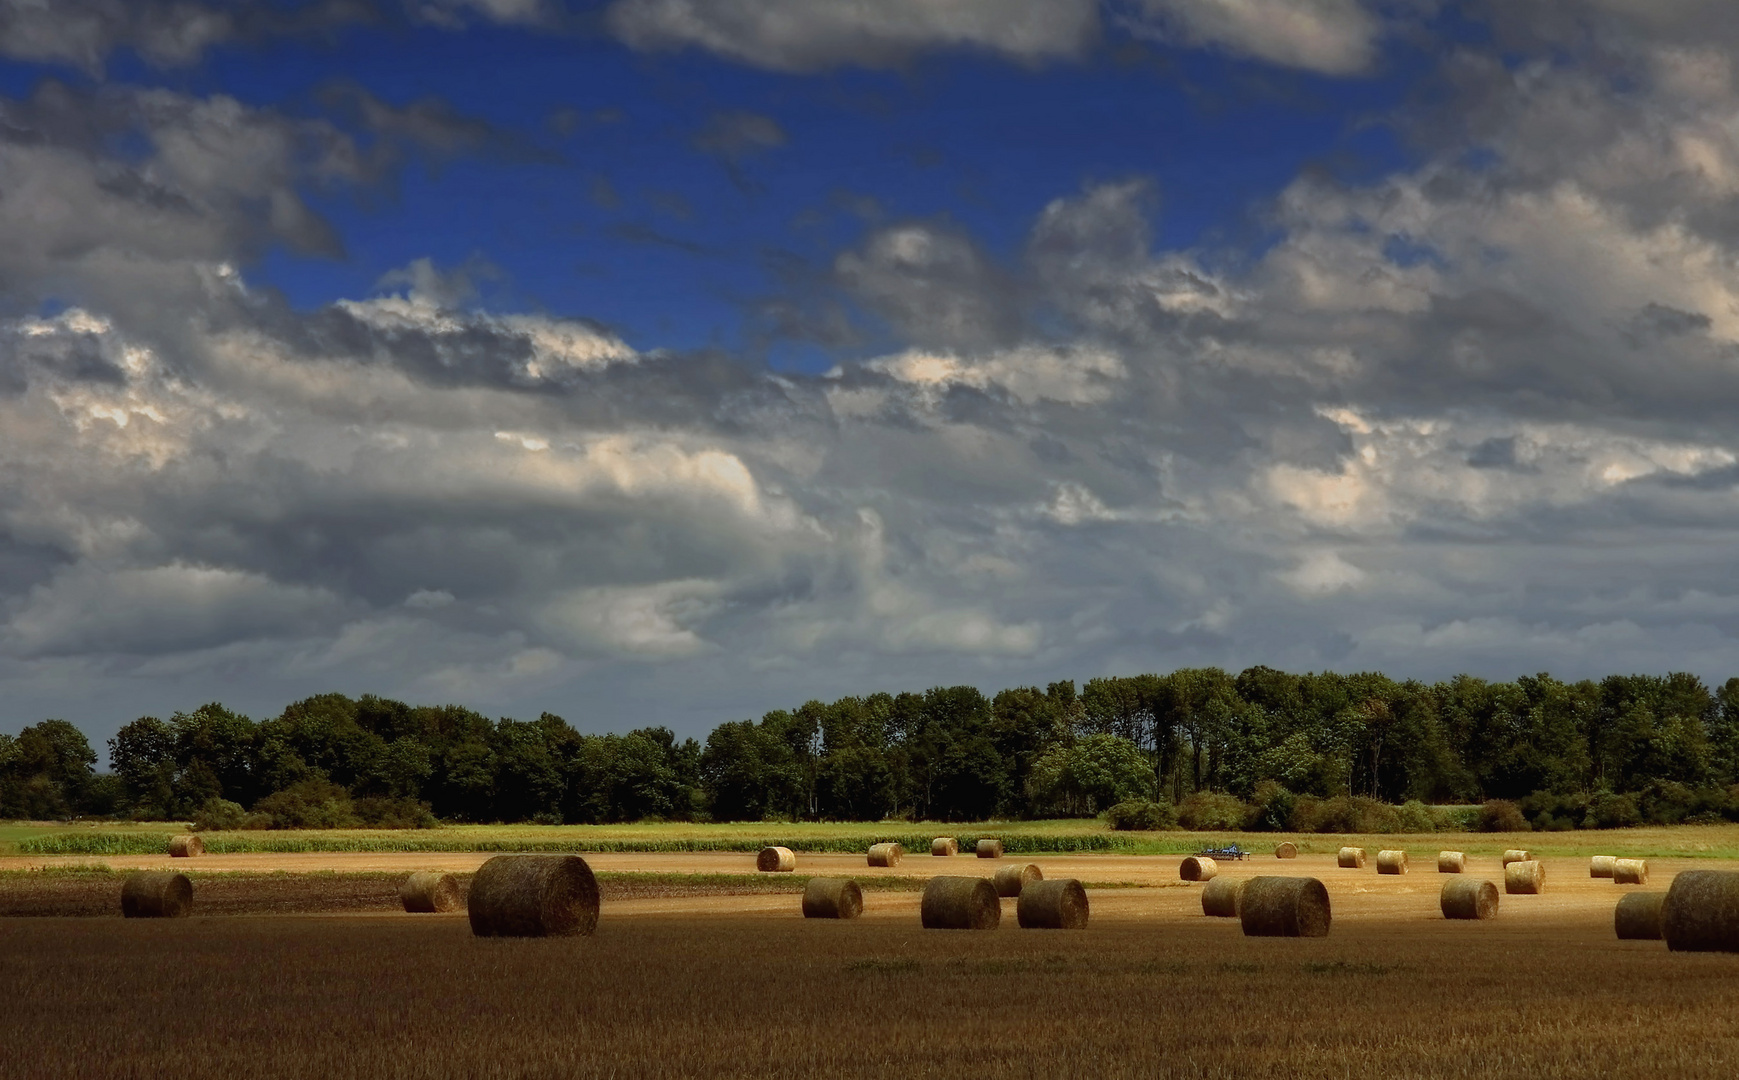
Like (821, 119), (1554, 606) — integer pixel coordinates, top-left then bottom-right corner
(4, 668), (1739, 829)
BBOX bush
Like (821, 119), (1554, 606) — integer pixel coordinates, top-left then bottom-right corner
(352, 796), (439, 829)
(1583, 790), (1640, 829)
(248, 778), (359, 829)
(192, 797), (246, 831)
(1396, 800), (1435, 833)
(1103, 798), (1178, 831)
(1248, 781), (1295, 833)
(1288, 795), (1401, 834)
(1176, 791), (1254, 831)
(1521, 790), (1586, 832)
(1475, 799), (1530, 832)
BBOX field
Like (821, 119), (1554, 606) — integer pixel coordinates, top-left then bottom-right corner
(4, 831), (1739, 1078)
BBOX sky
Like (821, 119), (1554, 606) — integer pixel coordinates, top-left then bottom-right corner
(6, 0), (1739, 752)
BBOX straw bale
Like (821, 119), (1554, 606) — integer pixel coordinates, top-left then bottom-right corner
(1590, 855), (1617, 879)
(1613, 858), (1649, 885)
(993, 863), (1042, 898)
(1504, 860), (1544, 895)
(1336, 847), (1366, 869)
(1501, 849), (1532, 866)
(120, 872), (193, 918)
(866, 843), (904, 867)
(168, 834), (205, 858)
(801, 878), (863, 920)
(400, 872), (463, 913)
(1274, 842), (1297, 859)
(931, 837), (960, 857)
(975, 838), (1004, 859)
(1614, 892), (1666, 940)
(468, 855), (599, 938)
(1437, 851), (1466, 874)
(1440, 878), (1498, 920)
(1017, 879), (1089, 930)
(1201, 875), (1248, 918)
(756, 846), (796, 873)
(920, 876), (999, 929)
(1376, 850), (1409, 875)
(1239, 877), (1331, 937)
(1179, 856), (1218, 882)
(1662, 870), (1739, 952)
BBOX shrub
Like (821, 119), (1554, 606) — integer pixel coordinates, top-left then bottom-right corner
(248, 778), (359, 829)
(192, 797), (246, 831)
(1475, 799), (1530, 832)
(1288, 796), (1401, 834)
(1176, 791), (1254, 831)
(1584, 790), (1640, 829)
(1103, 799), (1178, 831)
(1248, 781), (1296, 833)
(1396, 800), (1435, 833)
(352, 796), (439, 829)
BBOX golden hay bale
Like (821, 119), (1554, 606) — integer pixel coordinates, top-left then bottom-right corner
(1274, 842), (1298, 859)
(467, 855), (599, 938)
(400, 872), (463, 913)
(168, 834), (205, 858)
(1376, 850), (1409, 875)
(1501, 849), (1533, 866)
(1504, 860), (1544, 895)
(1201, 876), (1248, 918)
(756, 846), (797, 873)
(1590, 855), (1617, 879)
(1662, 870), (1739, 952)
(1614, 892), (1667, 940)
(975, 838), (1005, 859)
(120, 872), (193, 918)
(1336, 847), (1367, 869)
(920, 876), (1000, 930)
(1440, 878), (1499, 920)
(1017, 879), (1089, 930)
(1613, 858), (1649, 885)
(931, 837), (960, 857)
(993, 863), (1042, 898)
(1437, 851), (1467, 874)
(801, 878), (863, 920)
(1179, 856), (1218, 882)
(1239, 877), (1331, 937)
(866, 842), (904, 867)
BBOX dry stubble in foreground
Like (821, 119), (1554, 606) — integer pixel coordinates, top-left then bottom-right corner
(2, 906), (1738, 1079)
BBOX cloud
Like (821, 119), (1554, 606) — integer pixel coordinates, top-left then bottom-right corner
(1118, 0), (1385, 75)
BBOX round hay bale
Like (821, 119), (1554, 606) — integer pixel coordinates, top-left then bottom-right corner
(1613, 858), (1649, 885)
(975, 838), (1004, 859)
(931, 837), (960, 857)
(1590, 855), (1617, 879)
(119, 872), (193, 918)
(168, 834), (205, 858)
(1017, 879), (1089, 929)
(801, 878), (863, 920)
(1201, 876), (1248, 918)
(1440, 878), (1499, 920)
(400, 871), (463, 913)
(993, 863), (1042, 898)
(1376, 850), (1409, 875)
(1239, 877), (1331, 937)
(1504, 860), (1544, 895)
(1662, 870), (1739, 952)
(468, 855), (599, 938)
(756, 846), (796, 873)
(866, 842), (904, 867)
(1274, 842), (1298, 859)
(1614, 892), (1667, 940)
(1180, 856), (1218, 882)
(920, 876), (999, 930)
(1437, 851), (1466, 874)
(1336, 847), (1367, 869)
(1501, 849), (1533, 866)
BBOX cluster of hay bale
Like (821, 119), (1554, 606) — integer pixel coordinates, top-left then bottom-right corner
(120, 872), (193, 918)
(1662, 871), (1739, 952)
(931, 837), (959, 857)
(1179, 856), (1217, 882)
(1017, 879), (1088, 929)
(975, 839), (1004, 859)
(468, 855), (599, 938)
(1613, 858), (1649, 885)
(1376, 850), (1409, 875)
(1440, 878), (1498, 920)
(1437, 851), (1466, 873)
(1240, 877), (1330, 937)
(802, 878), (863, 920)
(400, 872), (463, 913)
(1504, 860), (1545, 895)
(1615, 892), (1666, 940)
(756, 846), (796, 873)
(1337, 847), (1367, 869)
(920, 876), (999, 929)
(168, 834), (205, 858)
(1201, 876), (1247, 918)
(994, 863), (1041, 897)
(1274, 842), (1297, 859)
(866, 842), (903, 867)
